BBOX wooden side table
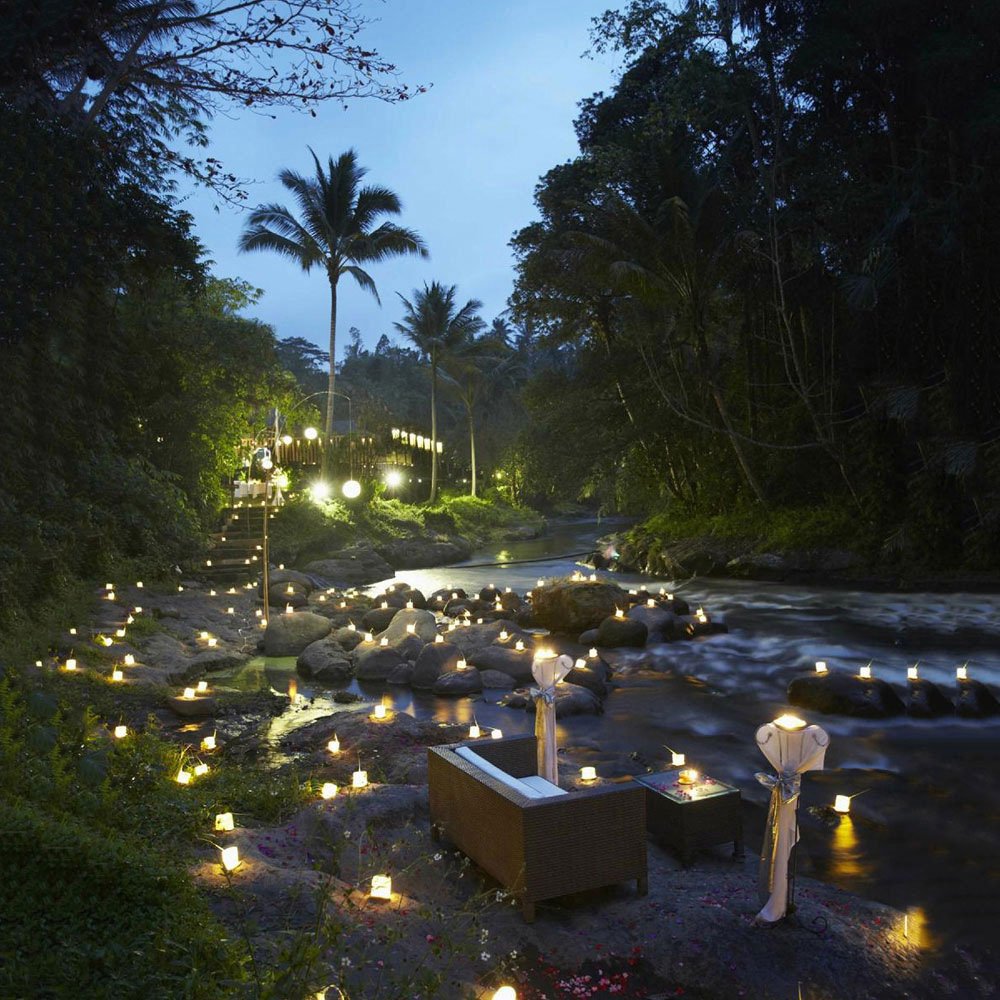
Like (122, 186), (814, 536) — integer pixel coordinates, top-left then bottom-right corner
(633, 770), (744, 865)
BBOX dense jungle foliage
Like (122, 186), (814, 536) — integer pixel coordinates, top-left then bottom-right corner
(508, 0), (1000, 570)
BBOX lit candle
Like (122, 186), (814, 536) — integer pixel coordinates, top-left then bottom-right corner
(227, 607), (235, 614)
(126, 615), (134, 624)
(589, 648), (598, 659)
(136, 581), (143, 588)
(327, 736), (340, 753)
(381, 601), (389, 609)
(406, 623), (416, 634)
(321, 782), (338, 800)
(199, 631), (209, 641)
(201, 734), (216, 751)
(672, 752), (685, 767)
(499, 630), (509, 641)
(492, 729), (503, 739)
(434, 633), (444, 643)
(286, 584), (294, 594)
(285, 604), (294, 614)
(260, 619), (267, 628)
(133, 606), (142, 613)
(815, 661), (828, 674)
(352, 769), (368, 789)
(220, 846), (240, 871)
(114, 725), (127, 739)
(379, 636), (389, 647)
(456, 659), (467, 671)
(65, 658), (77, 671)
(476, 617), (483, 624)
(574, 658), (586, 669)
(514, 640), (524, 652)
(255, 609), (262, 617)
(589, 573), (596, 581)
(347, 622), (356, 631)
(176, 769), (190, 785)
(373, 703), (387, 719)
(369, 874), (392, 900)
(774, 714), (807, 731)
(115, 628), (126, 638)
(647, 598), (655, 607)
(469, 724), (480, 738)
(678, 768), (700, 784)
(957, 665), (968, 681)
(318, 595), (326, 602)
(580, 766), (597, 782)
(614, 607), (624, 618)
(194, 763), (208, 776)
(214, 812), (234, 832)
(493, 988), (517, 1000)
(183, 687), (196, 699)
(536, 578), (545, 588)
(834, 794), (851, 814)
(124, 654), (135, 666)
(907, 665), (919, 681)
(69, 627), (77, 635)
(209, 589), (217, 596)
(859, 665), (872, 679)
(364, 632), (374, 643)
(406, 600), (414, 609)
(207, 637), (217, 647)
(111, 668), (123, 682)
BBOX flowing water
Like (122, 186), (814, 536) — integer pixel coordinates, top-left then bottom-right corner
(242, 518), (1000, 954)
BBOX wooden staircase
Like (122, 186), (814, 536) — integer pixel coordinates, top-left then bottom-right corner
(198, 499), (279, 582)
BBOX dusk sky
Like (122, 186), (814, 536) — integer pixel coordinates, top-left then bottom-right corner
(182, 0), (619, 357)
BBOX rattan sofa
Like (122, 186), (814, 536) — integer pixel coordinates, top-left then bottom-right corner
(427, 734), (647, 921)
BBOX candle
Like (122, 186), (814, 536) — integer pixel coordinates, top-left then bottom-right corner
(614, 607), (624, 618)
(197, 680), (208, 693)
(381, 601), (389, 609)
(111, 669), (123, 682)
(106, 591), (116, 601)
(126, 615), (134, 624)
(227, 607), (235, 614)
(124, 654), (135, 666)
(352, 770), (368, 789)
(647, 598), (655, 607)
(434, 633), (444, 643)
(957, 665), (968, 681)
(493, 988), (517, 1000)
(536, 578), (545, 588)
(101, 636), (113, 647)
(194, 763), (209, 777)
(815, 661), (828, 674)
(476, 617), (483, 624)
(69, 627), (77, 635)
(456, 659), (467, 671)
(499, 630), (509, 641)
(220, 846), (240, 871)
(201, 734), (216, 751)
(580, 766), (597, 782)
(406, 623), (416, 634)
(369, 874), (392, 900)
(115, 628), (126, 638)
(589, 573), (596, 581)
(285, 604), (294, 614)
(321, 782), (338, 800)
(328, 736), (340, 753)
(176, 769), (190, 785)
(209, 589), (216, 596)
(672, 752), (685, 767)
(364, 632), (374, 643)
(406, 600), (413, 609)
(199, 631), (209, 641)
(183, 687), (196, 700)
(373, 704), (387, 719)
(492, 729), (503, 739)
(678, 768), (700, 784)
(859, 665), (872, 679)
(379, 636), (389, 647)
(574, 658), (586, 669)
(347, 622), (356, 631)
(286, 584), (295, 594)
(469, 724), (481, 738)
(113, 725), (127, 739)
(907, 665), (919, 680)
(514, 640), (524, 651)
(834, 794), (851, 814)
(133, 606), (142, 613)
(255, 609), (262, 617)
(214, 812), (234, 832)
(136, 581), (143, 588)
(589, 648), (598, 659)
(65, 658), (77, 670)
(774, 714), (807, 731)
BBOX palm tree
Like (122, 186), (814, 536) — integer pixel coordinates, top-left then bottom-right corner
(238, 148), (427, 473)
(394, 282), (484, 503)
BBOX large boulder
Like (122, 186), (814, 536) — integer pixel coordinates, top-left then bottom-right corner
(956, 679), (1000, 718)
(479, 670), (518, 690)
(596, 615), (648, 648)
(412, 642), (462, 689)
(906, 679), (953, 718)
(354, 646), (405, 681)
(190, 649), (249, 673)
(331, 626), (364, 651)
(387, 662), (415, 685)
(263, 611), (332, 656)
(445, 620), (528, 656)
(361, 606), (399, 633)
(263, 568), (315, 592)
(297, 637), (354, 682)
(433, 668), (483, 696)
(269, 584), (308, 608)
(788, 672), (905, 719)
(378, 608), (438, 645)
(376, 535), (473, 569)
(466, 645), (535, 683)
(305, 545), (394, 586)
(531, 579), (630, 633)
(627, 605), (689, 641)
(563, 660), (610, 698)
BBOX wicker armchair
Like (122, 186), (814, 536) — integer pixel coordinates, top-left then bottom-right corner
(428, 734), (647, 921)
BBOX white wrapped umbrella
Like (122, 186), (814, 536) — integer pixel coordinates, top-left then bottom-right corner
(754, 715), (829, 924)
(531, 651), (574, 784)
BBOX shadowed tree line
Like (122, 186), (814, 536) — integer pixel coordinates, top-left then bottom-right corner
(507, 0), (1000, 569)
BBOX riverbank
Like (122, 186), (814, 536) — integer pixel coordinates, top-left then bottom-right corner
(3, 571), (997, 998)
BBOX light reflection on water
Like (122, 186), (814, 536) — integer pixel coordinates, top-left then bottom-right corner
(231, 519), (1000, 951)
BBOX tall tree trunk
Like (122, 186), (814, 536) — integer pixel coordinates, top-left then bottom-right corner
(467, 401), (477, 497)
(428, 356), (438, 504)
(710, 384), (766, 504)
(323, 280), (338, 478)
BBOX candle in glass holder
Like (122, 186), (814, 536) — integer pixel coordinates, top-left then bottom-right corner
(957, 665), (968, 681)
(492, 729), (503, 739)
(859, 664), (872, 679)
(815, 661), (828, 674)
(614, 607), (624, 619)
(285, 604), (294, 615)
(907, 665), (919, 680)
(580, 766), (597, 782)
(111, 668), (123, 682)
(589, 648), (598, 659)
(352, 769), (368, 789)
(133, 606), (142, 614)
(114, 725), (127, 739)
(369, 874), (392, 900)
(514, 640), (524, 651)
(201, 734), (217, 751)
(373, 703), (387, 720)
(220, 846), (240, 871)
(364, 632), (374, 643)
(215, 812), (234, 832)
(65, 658), (77, 671)
(321, 782), (338, 800)
(176, 768), (190, 785)
(328, 736), (340, 753)
(197, 680), (208, 693)
(115, 628), (126, 638)
(456, 659), (467, 671)
(183, 687), (196, 700)
(834, 794), (851, 814)
(469, 724), (481, 738)
(379, 636), (389, 647)
(671, 752), (686, 767)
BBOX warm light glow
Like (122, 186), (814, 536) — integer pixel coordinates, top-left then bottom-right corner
(327, 737), (340, 753)
(859, 664), (872, 679)
(672, 752), (685, 767)
(373, 704), (387, 719)
(589, 647), (598, 658)
(311, 481), (331, 501)
(220, 846), (240, 871)
(134, 606), (142, 613)
(321, 782), (338, 800)
(384, 469), (404, 488)
(774, 714), (807, 731)
(907, 665), (919, 680)
(499, 630), (509, 641)
(101, 636), (113, 647)
(176, 769), (190, 785)
(106, 591), (116, 601)
(815, 661), (828, 674)
(69, 627), (77, 635)
(342, 479), (362, 499)
(614, 607), (624, 618)
(434, 634), (444, 643)
(492, 729), (503, 739)
(834, 794), (851, 814)
(199, 631), (209, 641)
(194, 763), (209, 777)
(678, 769), (700, 784)
(647, 598), (655, 607)
(536, 578), (545, 587)
(136, 581), (143, 588)
(197, 681), (208, 693)
(456, 659), (467, 671)
(364, 632), (374, 643)
(469, 724), (481, 738)
(115, 628), (126, 638)
(379, 636), (389, 647)
(352, 770), (368, 789)
(65, 658), (77, 670)
(286, 604), (294, 615)
(514, 640), (524, 651)
(215, 812), (235, 831)
(227, 606), (235, 614)
(124, 654), (135, 666)
(201, 735), (217, 751)
(381, 601), (389, 609)
(114, 725), (127, 739)
(370, 874), (392, 900)
(956, 665), (968, 680)
(111, 669), (123, 682)
(406, 623), (416, 634)
(183, 687), (196, 700)
(580, 766), (597, 782)
(492, 988), (517, 1000)
(303, 426), (318, 440)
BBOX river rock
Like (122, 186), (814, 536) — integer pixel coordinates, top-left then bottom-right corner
(433, 668), (483, 696)
(305, 545), (394, 586)
(444, 620), (528, 656)
(190, 649), (249, 673)
(387, 662), (415, 685)
(596, 615), (648, 648)
(376, 535), (473, 569)
(531, 579), (630, 633)
(479, 670), (518, 689)
(510, 684), (602, 717)
(331, 626), (364, 651)
(412, 642), (462, 689)
(262, 611), (332, 656)
(627, 605), (689, 641)
(297, 638), (354, 682)
(466, 645), (535, 683)
(378, 608), (438, 645)
(269, 584), (308, 608)
(906, 679), (953, 718)
(262, 568), (314, 592)
(398, 587), (427, 610)
(166, 694), (217, 717)
(563, 661), (610, 697)
(788, 672), (906, 718)
(956, 679), (1000, 718)
(354, 646), (404, 681)
(361, 606), (398, 633)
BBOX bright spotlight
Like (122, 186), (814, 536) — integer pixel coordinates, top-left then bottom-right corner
(303, 426), (318, 440)
(342, 479), (362, 499)
(311, 482), (331, 501)
(384, 470), (403, 489)
(280, 434), (293, 445)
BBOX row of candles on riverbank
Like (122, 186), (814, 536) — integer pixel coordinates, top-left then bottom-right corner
(814, 660), (975, 681)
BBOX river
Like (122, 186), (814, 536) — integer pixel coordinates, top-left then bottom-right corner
(261, 518), (1000, 955)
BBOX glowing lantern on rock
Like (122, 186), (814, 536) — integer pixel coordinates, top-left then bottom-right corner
(370, 874), (392, 900)
(220, 846), (240, 871)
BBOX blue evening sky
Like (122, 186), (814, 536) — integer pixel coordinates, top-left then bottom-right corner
(181, 0), (619, 357)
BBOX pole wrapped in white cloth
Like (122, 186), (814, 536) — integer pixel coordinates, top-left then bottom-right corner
(530, 651), (574, 784)
(754, 719), (829, 924)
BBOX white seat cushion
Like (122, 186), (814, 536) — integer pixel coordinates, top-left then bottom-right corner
(521, 775), (567, 797)
(454, 746), (546, 798)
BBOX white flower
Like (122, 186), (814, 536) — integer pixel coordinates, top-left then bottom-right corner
(480, 951), (491, 962)
(341, 957), (352, 967)
(433, 852), (442, 862)
(480, 928), (489, 943)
